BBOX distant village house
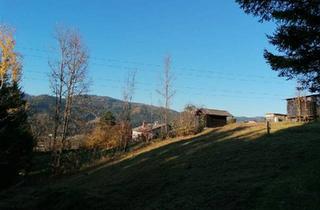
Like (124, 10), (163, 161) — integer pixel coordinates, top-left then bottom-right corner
(132, 122), (168, 141)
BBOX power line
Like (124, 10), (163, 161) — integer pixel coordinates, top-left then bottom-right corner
(19, 46), (281, 81)
(22, 72), (286, 97)
(22, 75), (289, 100)
(22, 56), (284, 86)
(22, 69), (292, 100)
(17, 46), (294, 101)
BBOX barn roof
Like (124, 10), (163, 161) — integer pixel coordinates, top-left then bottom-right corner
(198, 108), (232, 117)
(265, 113), (287, 116)
(286, 94), (320, 101)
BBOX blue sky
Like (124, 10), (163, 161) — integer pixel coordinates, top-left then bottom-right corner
(1, 0), (298, 116)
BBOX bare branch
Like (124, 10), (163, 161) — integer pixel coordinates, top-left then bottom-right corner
(49, 26), (89, 173)
(156, 55), (176, 136)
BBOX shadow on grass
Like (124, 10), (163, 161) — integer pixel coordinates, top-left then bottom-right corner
(1, 122), (320, 210)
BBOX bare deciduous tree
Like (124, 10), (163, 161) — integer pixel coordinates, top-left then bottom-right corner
(295, 85), (307, 122)
(49, 26), (89, 172)
(119, 70), (136, 151)
(295, 89), (302, 122)
(49, 28), (68, 151)
(157, 55), (175, 136)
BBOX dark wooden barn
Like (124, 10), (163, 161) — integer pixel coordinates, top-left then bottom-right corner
(286, 94), (320, 121)
(196, 108), (232, 127)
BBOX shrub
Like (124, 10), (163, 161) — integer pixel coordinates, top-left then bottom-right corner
(85, 123), (121, 150)
(173, 105), (205, 136)
(227, 117), (237, 124)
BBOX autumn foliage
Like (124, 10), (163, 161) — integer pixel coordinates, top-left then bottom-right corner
(85, 112), (122, 149)
(174, 105), (204, 136)
(85, 123), (121, 149)
(0, 25), (21, 88)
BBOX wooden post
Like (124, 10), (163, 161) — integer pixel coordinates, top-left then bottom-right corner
(266, 121), (271, 135)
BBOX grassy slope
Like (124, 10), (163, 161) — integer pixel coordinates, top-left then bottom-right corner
(1, 122), (320, 210)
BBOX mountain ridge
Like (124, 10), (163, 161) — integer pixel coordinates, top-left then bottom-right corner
(25, 93), (179, 128)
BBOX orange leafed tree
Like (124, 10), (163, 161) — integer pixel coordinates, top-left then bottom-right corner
(85, 123), (121, 149)
(0, 25), (21, 88)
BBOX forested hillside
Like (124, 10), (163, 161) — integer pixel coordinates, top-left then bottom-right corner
(25, 94), (179, 128)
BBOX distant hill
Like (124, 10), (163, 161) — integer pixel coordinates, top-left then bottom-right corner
(236, 116), (265, 122)
(25, 94), (179, 128)
(25, 94), (265, 129)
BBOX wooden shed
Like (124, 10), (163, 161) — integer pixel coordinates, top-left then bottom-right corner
(196, 108), (232, 127)
(265, 113), (287, 122)
(286, 94), (320, 121)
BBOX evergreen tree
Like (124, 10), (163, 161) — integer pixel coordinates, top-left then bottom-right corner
(0, 79), (34, 188)
(236, 0), (320, 92)
(100, 111), (116, 126)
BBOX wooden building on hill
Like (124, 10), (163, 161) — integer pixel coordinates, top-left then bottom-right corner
(265, 113), (287, 122)
(286, 94), (320, 121)
(196, 108), (232, 127)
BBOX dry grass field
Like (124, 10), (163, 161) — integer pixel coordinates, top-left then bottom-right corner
(1, 121), (320, 210)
